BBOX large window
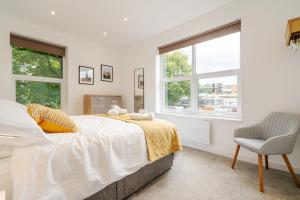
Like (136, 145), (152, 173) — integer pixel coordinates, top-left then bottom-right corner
(11, 34), (65, 108)
(159, 21), (241, 118)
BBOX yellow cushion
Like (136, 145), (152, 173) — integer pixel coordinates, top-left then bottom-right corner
(27, 104), (78, 133)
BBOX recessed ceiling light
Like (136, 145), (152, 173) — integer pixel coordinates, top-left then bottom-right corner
(103, 32), (107, 36)
(51, 11), (56, 15)
(123, 17), (128, 22)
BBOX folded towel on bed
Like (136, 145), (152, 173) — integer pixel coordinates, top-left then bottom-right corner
(138, 109), (148, 114)
(130, 112), (155, 121)
(113, 105), (127, 114)
(107, 109), (119, 115)
(107, 105), (127, 115)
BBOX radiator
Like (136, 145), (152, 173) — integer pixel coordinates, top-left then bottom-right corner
(156, 114), (210, 146)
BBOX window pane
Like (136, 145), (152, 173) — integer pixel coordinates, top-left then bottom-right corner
(198, 76), (237, 113)
(165, 81), (191, 110)
(196, 32), (240, 74)
(16, 80), (61, 108)
(163, 46), (192, 78)
(12, 46), (63, 78)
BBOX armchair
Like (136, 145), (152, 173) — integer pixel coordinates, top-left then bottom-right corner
(231, 112), (300, 192)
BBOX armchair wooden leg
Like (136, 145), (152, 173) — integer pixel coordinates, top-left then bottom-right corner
(231, 145), (240, 169)
(264, 155), (269, 170)
(258, 154), (264, 192)
(282, 154), (300, 188)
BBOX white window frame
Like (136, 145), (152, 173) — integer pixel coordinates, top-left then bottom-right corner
(159, 36), (241, 120)
(11, 46), (66, 110)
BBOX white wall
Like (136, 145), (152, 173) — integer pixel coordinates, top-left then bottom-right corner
(0, 14), (120, 115)
(119, 0), (300, 173)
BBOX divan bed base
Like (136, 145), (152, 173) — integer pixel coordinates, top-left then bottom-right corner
(85, 153), (174, 200)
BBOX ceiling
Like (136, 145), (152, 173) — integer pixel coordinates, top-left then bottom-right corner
(0, 0), (234, 49)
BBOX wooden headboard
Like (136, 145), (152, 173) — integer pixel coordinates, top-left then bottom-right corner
(84, 95), (122, 114)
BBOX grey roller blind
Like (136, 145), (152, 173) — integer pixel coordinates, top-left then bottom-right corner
(10, 34), (65, 57)
(158, 20), (241, 55)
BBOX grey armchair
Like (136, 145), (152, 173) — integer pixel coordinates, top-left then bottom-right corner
(231, 112), (300, 192)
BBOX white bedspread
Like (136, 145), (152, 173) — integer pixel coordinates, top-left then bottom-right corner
(10, 115), (149, 200)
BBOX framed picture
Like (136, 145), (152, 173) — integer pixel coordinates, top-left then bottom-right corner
(138, 75), (144, 89)
(79, 66), (94, 85)
(101, 64), (113, 82)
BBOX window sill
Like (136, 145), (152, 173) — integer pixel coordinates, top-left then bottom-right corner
(155, 111), (242, 122)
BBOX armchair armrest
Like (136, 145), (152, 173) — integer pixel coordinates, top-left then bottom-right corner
(234, 124), (262, 139)
(260, 133), (298, 155)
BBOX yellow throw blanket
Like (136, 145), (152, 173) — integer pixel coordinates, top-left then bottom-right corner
(97, 114), (182, 161)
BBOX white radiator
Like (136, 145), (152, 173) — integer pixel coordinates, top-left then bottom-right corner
(156, 113), (210, 147)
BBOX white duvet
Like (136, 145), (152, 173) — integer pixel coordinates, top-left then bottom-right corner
(10, 115), (149, 200)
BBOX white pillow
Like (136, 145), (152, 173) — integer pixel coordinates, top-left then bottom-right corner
(0, 99), (51, 147)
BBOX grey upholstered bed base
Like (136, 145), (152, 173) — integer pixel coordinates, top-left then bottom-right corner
(85, 153), (175, 200)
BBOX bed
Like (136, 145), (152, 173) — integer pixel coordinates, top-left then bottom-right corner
(2, 150), (174, 200)
(2, 114), (180, 200)
(85, 153), (174, 200)
(0, 157), (12, 200)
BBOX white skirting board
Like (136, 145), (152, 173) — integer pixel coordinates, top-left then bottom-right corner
(156, 113), (210, 145)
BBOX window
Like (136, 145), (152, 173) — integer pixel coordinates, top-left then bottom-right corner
(159, 21), (241, 118)
(11, 34), (65, 108)
(198, 76), (238, 113)
(165, 80), (191, 110)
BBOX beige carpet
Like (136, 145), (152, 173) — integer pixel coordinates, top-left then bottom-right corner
(128, 147), (300, 200)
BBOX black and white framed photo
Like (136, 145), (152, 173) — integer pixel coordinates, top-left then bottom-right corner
(101, 64), (113, 82)
(138, 75), (144, 89)
(79, 66), (94, 85)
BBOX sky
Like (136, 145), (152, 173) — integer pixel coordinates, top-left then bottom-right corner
(176, 32), (240, 85)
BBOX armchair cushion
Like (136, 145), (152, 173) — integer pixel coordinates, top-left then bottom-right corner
(234, 138), (265, 153)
